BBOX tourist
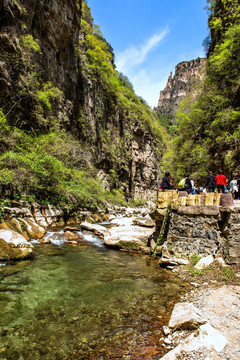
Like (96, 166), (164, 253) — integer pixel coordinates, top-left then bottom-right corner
(205, 171), (216, 193)
(237, 178), (240, 199)
(184, 174), (192, 194)
(229, 177), (238, 199)
(178, 174), (192, 194)
(190, 178), (195, 195)
(161, 172), (172, 190)
(215, 170), (227, 193)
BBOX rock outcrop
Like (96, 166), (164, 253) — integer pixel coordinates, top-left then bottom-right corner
(161, 323), (227, 360)
(168, 302), (207, 331)
(104, 225), (154, 252)
(0, 229), (34, 261)
(0, 0), (81, 122)
(0, 0), (162, 201)
(156, 58), (206, 117)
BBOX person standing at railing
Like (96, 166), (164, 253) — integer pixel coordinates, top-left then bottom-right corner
(229, 177), (238, 199)
(215, 170), (227, 193)
(205, 171), (216, 193)
(161, 172), (173, 191)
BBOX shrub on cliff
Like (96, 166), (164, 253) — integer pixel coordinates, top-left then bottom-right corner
(163, 0), (240, 182)
(0, 0), (165, 207)
(0, 129), (127, 208)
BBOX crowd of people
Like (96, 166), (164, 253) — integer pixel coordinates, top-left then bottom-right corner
(160, 171), (240, 200)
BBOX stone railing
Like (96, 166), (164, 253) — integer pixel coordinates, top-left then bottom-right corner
(157, 190), (233, 209)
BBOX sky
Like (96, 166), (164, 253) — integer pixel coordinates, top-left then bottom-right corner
(86, 0), (209, 108)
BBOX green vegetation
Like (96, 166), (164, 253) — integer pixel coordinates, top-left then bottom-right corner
(185, 260), (237, 284)
(35, 82), (63, 111)
(161, 0), (240, 183)
(191, 254), (201, 265)
(0, 0), (167, 210)
(0, 127), (128, 209)
(152, 201), (172, 258)
(20, 34), (42, 54)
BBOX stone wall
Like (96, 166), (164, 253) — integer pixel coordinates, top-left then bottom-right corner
(157, 191), (233, 208)
(151, 204), (240, 264)
(220, 207), (240, 264)
(166, 206), (223, 258)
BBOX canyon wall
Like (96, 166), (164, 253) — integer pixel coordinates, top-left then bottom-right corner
(156, 58), (206, 117)
(0, 0), (162, 201)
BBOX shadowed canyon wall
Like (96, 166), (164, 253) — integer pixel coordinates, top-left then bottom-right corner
(0, 0), (163, 201)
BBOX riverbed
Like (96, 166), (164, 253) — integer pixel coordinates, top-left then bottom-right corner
(0, 230), (189, 359)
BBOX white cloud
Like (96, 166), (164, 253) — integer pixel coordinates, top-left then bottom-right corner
(116, 28), (169, 74)
(131, 68), (172, 108)
(114, 27), (181, 108)
(114, 28), (205, 108)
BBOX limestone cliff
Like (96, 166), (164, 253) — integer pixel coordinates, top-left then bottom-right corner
(0, 0), (82, 122)
(157, 58), (206, 117)
(0, 0), (163, 202)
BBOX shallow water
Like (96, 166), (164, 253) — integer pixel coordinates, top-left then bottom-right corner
(0, 234), (189, 359)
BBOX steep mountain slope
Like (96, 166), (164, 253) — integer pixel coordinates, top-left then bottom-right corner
(156, 58), (206, 118)
(161, 0), (240, 181)
(0, 0), (166, 207)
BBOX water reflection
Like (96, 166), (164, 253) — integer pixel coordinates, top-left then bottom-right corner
(0, 235), (189, 359)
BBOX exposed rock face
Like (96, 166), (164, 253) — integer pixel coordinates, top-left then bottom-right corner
(131, 128), (160, 199)
(161, 323), (227, 360)
(168, 302), (207, 331)
(157, 58), (206, 117)
(0, 0), (162, 201)
(0, 229), (34, 261)
(104, 225), (154, 252)
(0, 0), (81, 122)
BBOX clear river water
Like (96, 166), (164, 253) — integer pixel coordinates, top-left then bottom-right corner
(0, 230), (189, 359)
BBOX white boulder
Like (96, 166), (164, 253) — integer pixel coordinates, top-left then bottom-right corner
(80, 221), (109, 238)
(160, 323), (227, 359)
(168, 302), (207, 330)
(195, 255), (214, 270)
(0, 229), (34, 260)
(104, 225), (154, 251)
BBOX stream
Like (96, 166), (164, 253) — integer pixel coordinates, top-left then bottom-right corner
(0, 226), (189, 359)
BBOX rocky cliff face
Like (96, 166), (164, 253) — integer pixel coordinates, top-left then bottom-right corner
(79, 77), (161, 200)
(0, 0), (162, 201)
(0, 0), (82, 121)
(157, 58), (206, 117)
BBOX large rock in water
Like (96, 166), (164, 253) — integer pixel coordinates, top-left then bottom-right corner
(80, 221), (109, 238)
(133, 217), (155, 227)
(104, 225), (154, 251)
(0, 229), (34, 261)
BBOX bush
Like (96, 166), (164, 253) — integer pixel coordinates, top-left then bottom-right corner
(0, 129), (127, 208)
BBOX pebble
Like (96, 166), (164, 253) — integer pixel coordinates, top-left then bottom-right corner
(164, 338), (172, 345)
(163, 326), (170, 336)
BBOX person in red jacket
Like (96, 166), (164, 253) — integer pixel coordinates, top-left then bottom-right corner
(215, 170), (227, 193)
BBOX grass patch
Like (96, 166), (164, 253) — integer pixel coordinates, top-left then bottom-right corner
(182, 260), (238, 285)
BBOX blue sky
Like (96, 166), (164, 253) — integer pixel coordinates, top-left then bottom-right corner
(86, 0), (209, 108)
